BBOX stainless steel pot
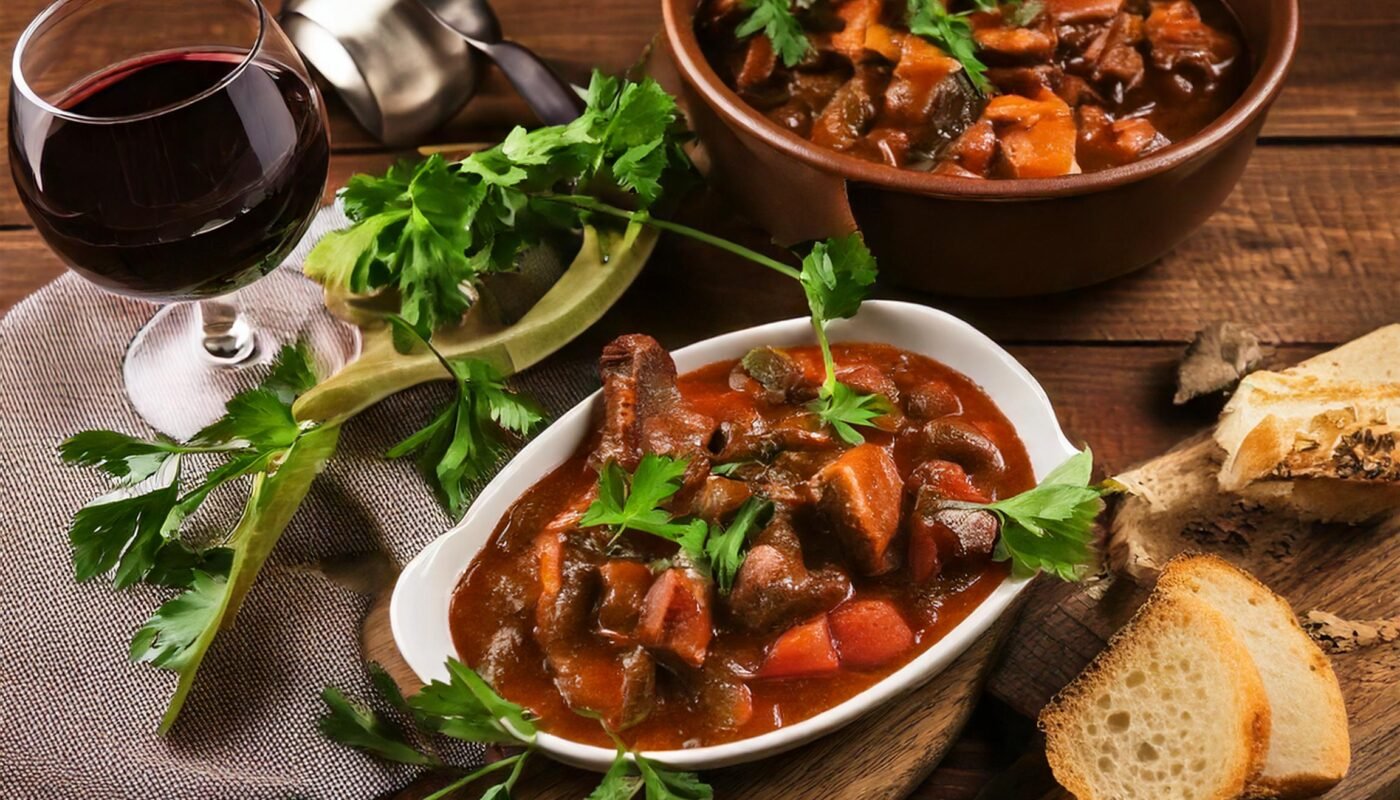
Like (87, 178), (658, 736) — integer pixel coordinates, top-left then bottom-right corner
(280, 0), (482, 145)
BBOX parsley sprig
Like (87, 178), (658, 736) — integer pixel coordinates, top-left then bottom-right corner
(580, 454), (773, 592)
(735, 0), (812, 67)
(304, 71), (691, 347)
(383, 316), (544, 518)
(60, 344), (340, 732)
(944, 447), (1107, 580)
(320, 659), (710, 799)
(907, 0), (991, 93)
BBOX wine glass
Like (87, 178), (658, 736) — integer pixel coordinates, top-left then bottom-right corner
(9, 0), (358, 438)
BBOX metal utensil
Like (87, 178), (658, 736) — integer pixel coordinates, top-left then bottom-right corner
(280, 0), (482, 145)
(415, 0), (583, 125)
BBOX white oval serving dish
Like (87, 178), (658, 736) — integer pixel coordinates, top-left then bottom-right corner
(391, 299), (1077, 771)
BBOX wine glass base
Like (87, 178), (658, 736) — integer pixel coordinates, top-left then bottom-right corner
(123, 269), (361, 440)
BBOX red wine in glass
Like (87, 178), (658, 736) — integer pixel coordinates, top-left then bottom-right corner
(8, 0), (358, 438)
(10, 50), (330, 301)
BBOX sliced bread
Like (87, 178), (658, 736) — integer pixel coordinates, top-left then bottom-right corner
(1040, 591), (1271, 800)
(1215, 325), (1400, 492)
(1158, 555), (1350, 798)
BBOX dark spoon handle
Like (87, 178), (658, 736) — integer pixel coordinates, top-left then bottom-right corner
(475, 39), (583, 126)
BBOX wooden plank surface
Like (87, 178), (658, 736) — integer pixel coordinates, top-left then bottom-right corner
(4, 144), (1397, 346)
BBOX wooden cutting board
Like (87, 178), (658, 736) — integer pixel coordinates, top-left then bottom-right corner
(363, 589), (1024, 799)
(984, 441), (1400, 800)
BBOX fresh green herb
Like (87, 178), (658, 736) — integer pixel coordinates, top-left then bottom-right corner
(383, 316), (544, 519)
(735, 0), (812, 67)
(797, 234), (883, 444)
(947, 448), (1104, 580)
(317, 685), (437, 765)
(1006, 0), (1044, 27)
(321, 659), (714, 800)
(412, 657), (539, 743)
(705, 497), (773, 594)
(908, 0), (990, 92)
(59, 344), (340, 732)
(580, 454), (709, 557)
(304, 71), (690, 346)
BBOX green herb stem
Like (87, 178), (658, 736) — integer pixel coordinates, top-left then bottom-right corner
(539, 194), (802, 281)
(422, 751), (530, 800)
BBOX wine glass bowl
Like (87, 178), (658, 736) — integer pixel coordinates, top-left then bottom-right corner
(9, 0), (329, 301)
(7, 0), (357, 438)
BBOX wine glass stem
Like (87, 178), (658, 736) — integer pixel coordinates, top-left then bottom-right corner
(197, 298), (256, 364)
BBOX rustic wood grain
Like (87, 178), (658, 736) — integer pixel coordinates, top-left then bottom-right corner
(984, 447), (1400, 800)
(8, 146), (1392, 345)
(364, 589), (1022, 800)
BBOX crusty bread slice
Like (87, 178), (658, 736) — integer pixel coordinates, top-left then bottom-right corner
(1216, 325), (1400, 491)
(1158, 555), (1350, 799)
(1040, 591), (1271, 800)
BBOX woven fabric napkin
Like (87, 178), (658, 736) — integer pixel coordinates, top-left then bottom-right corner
(0, 207), (602, 798)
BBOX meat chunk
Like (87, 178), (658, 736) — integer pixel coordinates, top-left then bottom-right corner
(878, 35), (984, 152)
(829, 598), (915, 669)
(908, 493), (1001, 564)
(813, 444), (904, 575)
(1145, 0), (1239, 81)
(974, 25), (1056, 64)
(547, 645), (657, 731)
(811, 66), (888, 151)
(906, 459), (990, 504)
(1043, 0), (1124, 24)
(757, 616), (841, 679)
(736, 35), (777, 89)
(1077, 105), (1169, 169)
(693, 662), (755, 730)
(637, 567), (714, 668)
(935, 118), (997, 177)
(914, 418), (1007, 476)
(691, 476), (754, 525)
(534, 537), (600, 646)
(726, 518), (851, 631)
(981, 89), (1080, 177)
(593, 334), (715, 473)
(735, 346), (820, 403)
(906, 381), (962, 419)
(1080, 12), (1146, 91)
(596, 560), (654, 640)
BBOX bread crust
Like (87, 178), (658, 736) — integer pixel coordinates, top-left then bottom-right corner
(1039, 589), (1271, 800)
(1157, 553), (1351, 799)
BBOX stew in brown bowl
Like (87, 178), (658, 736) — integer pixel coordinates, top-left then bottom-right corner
(696, 0), (1248, 177)
(449, 335), (1033, 749)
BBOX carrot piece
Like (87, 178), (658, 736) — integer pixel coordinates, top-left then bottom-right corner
(736, 35), (777, 89)
(829, 598), (915, 670)
(832, 0), (883, 60)
(758, 616), (841, 679)
(982, 89), (1079, 177)
(863, 24), (902, 61)
(894, 33), (960, 82)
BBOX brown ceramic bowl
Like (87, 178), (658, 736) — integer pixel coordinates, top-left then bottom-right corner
(660, 0), (1299, 296)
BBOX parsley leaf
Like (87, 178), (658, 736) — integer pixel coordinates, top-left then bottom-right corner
(809, 381), (892, 446)
(637, 755), (714, 800)
(797, 233), (885, 443)
(736, 0), (812, 67)
(128, 569), (226, 670)
(317, 684), (437, 765)
(580, 455), (709, 556)
(1006, 0), (1045, 27)
(908, 0), (991, 93)
(966, 448), (1106, 580)
(383, 317), (545, 519)
(304, 71), (690, 345)
(58, 430), (182, 487)
(411, 657), (538, 744)
(705, 496), (773, 593)
(67, 460), (183, 588)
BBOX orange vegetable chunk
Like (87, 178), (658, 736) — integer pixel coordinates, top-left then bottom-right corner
(758, 616), (842, 679)
(832, 0), (884, 60)
(829, 598), (916, 669)
(982, 89), (1079, 178)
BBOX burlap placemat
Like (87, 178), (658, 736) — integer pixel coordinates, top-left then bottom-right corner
(0, 207), (601, 798)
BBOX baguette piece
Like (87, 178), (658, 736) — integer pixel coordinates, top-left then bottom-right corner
(1041, 591), (1271, 800)
(1216, 325), (1400, 492)
(1158, 555), (1350, 798)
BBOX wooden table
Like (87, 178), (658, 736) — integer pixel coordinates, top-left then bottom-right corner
(2, 1), (1396, 797)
